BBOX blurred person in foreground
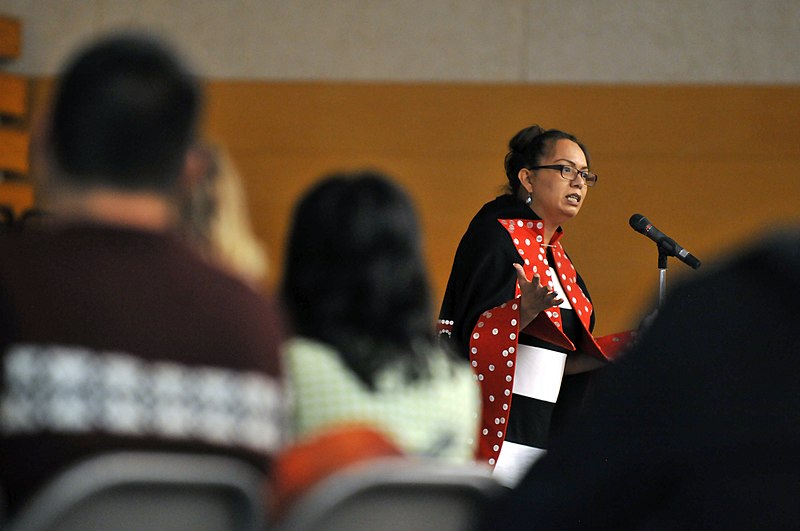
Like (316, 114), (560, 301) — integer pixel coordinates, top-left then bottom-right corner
(0, 33), (285, 516)
(481, 228), (800, 529)
(274, 171), (482, 510)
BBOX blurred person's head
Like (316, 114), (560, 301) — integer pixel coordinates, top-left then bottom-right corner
(37, 32), (201, 203)
(177, 141), (268, 286)
(281, 170), (436, 388)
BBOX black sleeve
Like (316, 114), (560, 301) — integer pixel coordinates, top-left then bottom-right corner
(439, 216), (520, 357)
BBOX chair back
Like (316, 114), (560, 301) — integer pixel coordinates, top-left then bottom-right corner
(3, 451), (267, 531)
(275, 458), (505, 531)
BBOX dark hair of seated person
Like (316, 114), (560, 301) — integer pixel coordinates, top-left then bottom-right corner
(47, 33), (200, 191)
(281, 171), (442, 389)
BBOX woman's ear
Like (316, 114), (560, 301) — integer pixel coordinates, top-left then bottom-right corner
(517, 168), (534, 194)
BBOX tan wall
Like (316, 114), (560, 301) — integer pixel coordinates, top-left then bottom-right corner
(24, 80), (800, 335)
(6, 1), (800, 84)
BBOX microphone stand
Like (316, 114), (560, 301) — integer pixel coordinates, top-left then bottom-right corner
(657, 245), (669, 308)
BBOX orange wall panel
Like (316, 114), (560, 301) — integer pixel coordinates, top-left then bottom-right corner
(0, 181), (34, 216)
(0, 129), (29, 174)
(26, 79), (800, 335)
(0, 73), (27, 118)
(202, 82), (800, 334)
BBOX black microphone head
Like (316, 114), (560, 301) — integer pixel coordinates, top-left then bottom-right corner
(629, 213), (649, 233)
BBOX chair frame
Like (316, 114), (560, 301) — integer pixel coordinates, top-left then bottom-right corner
(275, 457), (506, 531)
(3, 451), (267, 531)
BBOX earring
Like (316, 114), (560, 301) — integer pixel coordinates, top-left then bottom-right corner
(525, 192), (532, 205)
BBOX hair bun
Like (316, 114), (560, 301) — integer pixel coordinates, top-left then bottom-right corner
(508, 124), (546, 153)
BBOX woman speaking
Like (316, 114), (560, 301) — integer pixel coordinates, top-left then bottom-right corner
(438, 125), (630, 485)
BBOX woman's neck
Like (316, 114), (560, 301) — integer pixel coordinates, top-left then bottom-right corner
(518, 193), (558, 243)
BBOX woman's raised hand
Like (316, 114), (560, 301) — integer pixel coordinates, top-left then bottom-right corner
(513, 263), (563, 329)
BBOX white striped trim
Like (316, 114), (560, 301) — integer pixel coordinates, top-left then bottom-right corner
(492, 440), (547, 487)
(1, 344), (283, 453)
(549, 265), (572, 309)
(512, 344), (566, 403)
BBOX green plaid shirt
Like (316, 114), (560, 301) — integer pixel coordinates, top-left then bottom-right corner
(284, 337), (480, 462)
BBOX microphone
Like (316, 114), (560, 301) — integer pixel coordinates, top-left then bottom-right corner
(629, 214), (701, 269)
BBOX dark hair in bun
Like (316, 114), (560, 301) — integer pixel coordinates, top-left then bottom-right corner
(503, 125), (590, 194)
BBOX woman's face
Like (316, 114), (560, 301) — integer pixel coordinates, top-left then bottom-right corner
(525, 139), (589, 225)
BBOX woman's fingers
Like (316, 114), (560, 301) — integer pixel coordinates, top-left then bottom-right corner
(515, 262), (565, 306)
(513, 263), (529, 283)
(515, 262), (566, 327)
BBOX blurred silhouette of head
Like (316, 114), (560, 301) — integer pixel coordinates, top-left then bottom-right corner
(44, 33), (201, 193)
(281, 170), (436, 388)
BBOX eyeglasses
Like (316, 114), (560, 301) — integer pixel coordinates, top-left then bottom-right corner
(529, 165), (598, 187)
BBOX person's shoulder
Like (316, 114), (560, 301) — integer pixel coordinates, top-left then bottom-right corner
(283, 337), (363, 393)
(470, 194), (522, 223)
(165, 235), (272, 305)
(676, 227), (800, 297)
(284, 337), (339, 366)
(203, 269), (285, 336)
(416, 345), (481, 417)
(644, 227), (800, 340)
(197, 261), (271, 304)
(0, 228), (61, 283)
(0, 226), (45, 253)
(715, 227), (800, 300)
(163, 240), (286, 356)
(460, 195), (522, 244)
(422, 343), (479, 383)
(751, 228), (800, 279)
